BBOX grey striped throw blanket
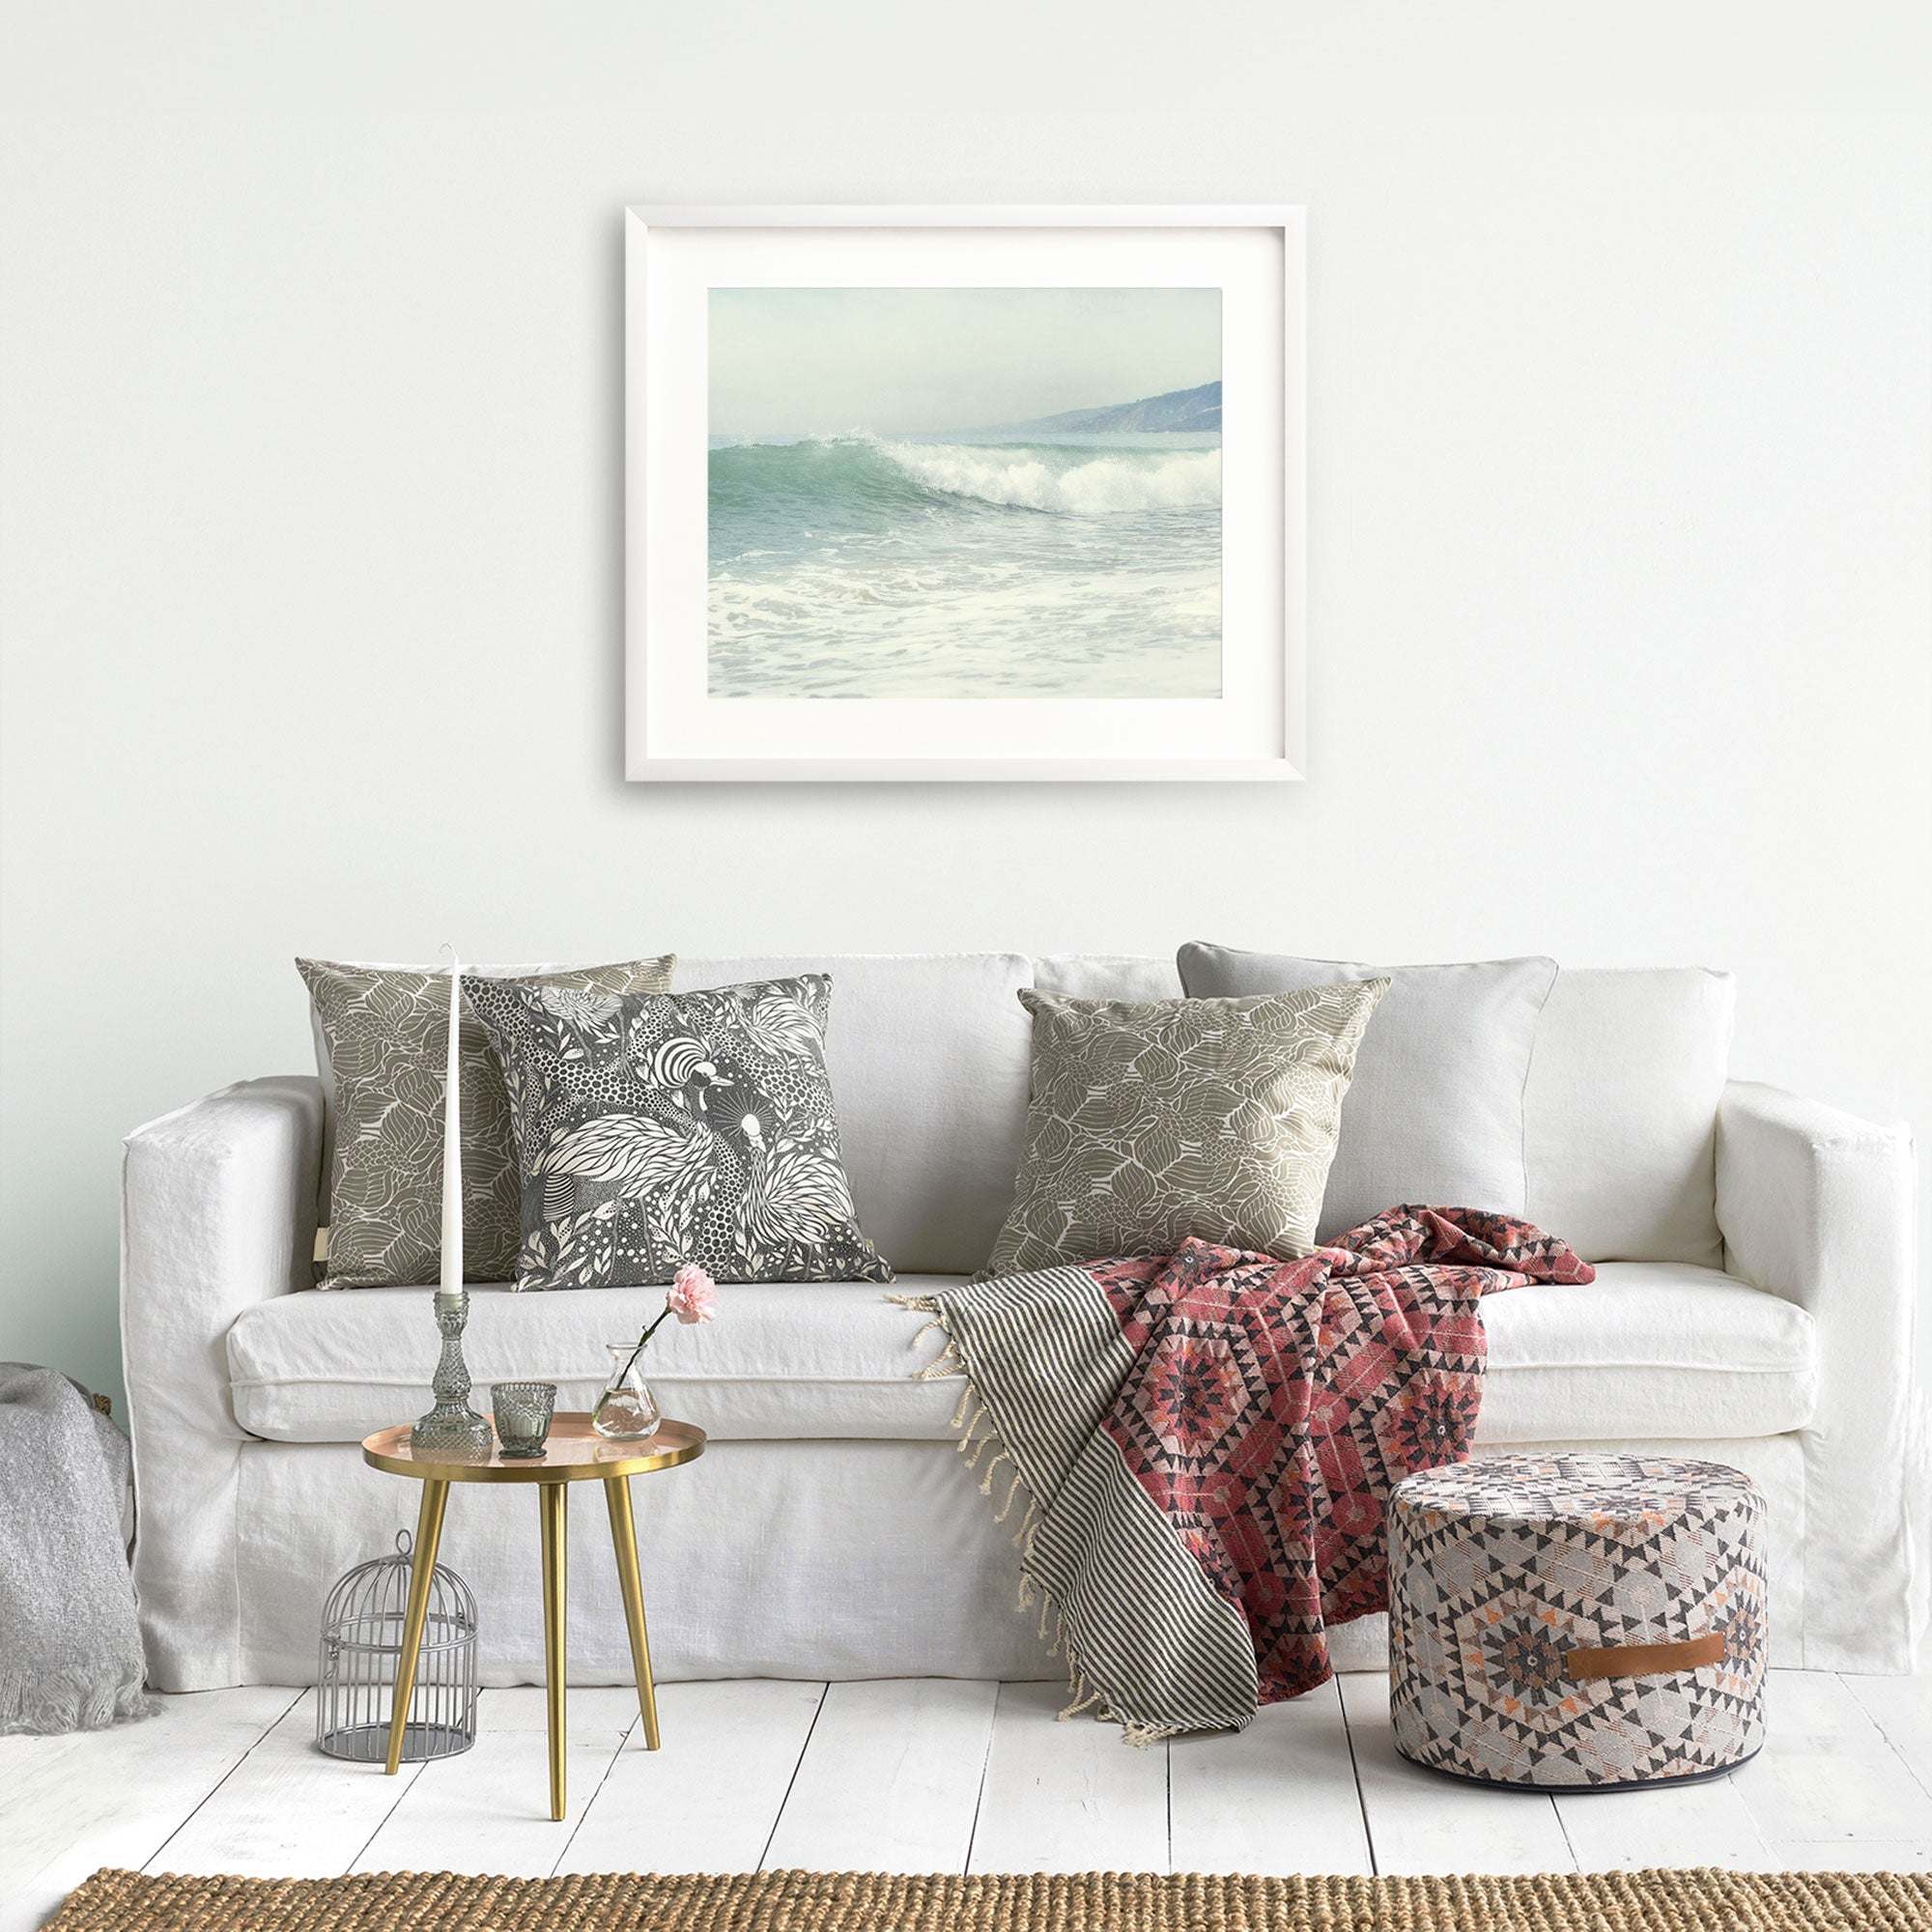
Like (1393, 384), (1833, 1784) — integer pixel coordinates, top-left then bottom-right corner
(895, 1208), (1593, 1741)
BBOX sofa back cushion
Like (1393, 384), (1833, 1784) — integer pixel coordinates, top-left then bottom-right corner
(662, 953), (1732, 1275)
(1032, 953), (1183, 1003)
(673, 953), (1033, 1276)
(1523, 967), (1734, 1267)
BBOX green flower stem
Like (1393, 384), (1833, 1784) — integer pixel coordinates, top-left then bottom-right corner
(614, 1302), (672, 1387)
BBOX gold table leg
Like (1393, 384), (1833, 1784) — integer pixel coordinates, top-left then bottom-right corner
(539, 1481), (568, 1821)
(385, 1479), (449, 1776)
(604, 1475), (661, 1750)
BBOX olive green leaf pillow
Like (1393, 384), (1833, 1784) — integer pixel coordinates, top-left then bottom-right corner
(298, 955), (674, 1288)
(979, 980), (1388, 1281)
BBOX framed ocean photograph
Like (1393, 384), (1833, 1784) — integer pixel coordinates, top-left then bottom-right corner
(625, 207), (1304, 780)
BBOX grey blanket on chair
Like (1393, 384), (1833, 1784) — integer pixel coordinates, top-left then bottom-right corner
(0, 1363), (154, 1733)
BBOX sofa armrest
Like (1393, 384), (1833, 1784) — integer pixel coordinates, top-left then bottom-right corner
(120, 1075), (324, 1688)
(1718, 1080), (1916, 1314)
(1716, 1078), (1918, 1668)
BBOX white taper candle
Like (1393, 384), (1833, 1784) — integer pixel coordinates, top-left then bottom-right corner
(440, 949), (463, 1299)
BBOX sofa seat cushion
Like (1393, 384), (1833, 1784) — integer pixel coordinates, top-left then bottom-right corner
(1477, 1264), (1815, 1443)
(228, 1278), (967, 1445)
(229, 1262), (1814, 1449)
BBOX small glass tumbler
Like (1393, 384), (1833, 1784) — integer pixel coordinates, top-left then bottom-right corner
(491, 1381), (556, 1459)
(592, 1345), (662, 1440)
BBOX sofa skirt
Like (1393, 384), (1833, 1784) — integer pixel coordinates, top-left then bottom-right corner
(211, 1432), (1805, 1690)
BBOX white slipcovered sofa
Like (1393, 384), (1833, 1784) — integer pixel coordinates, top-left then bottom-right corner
(121, 952), (1919, 1692)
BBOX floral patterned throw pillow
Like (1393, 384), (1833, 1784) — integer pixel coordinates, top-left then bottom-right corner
(978, 981), (1389, 1281)
(465, 972), (892, 1290)
(298, 954), (675, 1288)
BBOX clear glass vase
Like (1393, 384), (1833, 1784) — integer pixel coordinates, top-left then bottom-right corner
(592, 1344), (662, 1439)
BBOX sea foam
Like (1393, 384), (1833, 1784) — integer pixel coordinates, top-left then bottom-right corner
(706, 428), (1223, 697)
(877, 441), (1221, 516)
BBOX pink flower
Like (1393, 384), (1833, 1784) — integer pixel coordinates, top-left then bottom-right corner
(666, 1263), (718, 1326)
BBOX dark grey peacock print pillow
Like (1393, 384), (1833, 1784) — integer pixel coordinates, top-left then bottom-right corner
(464, 972), (892, 1291)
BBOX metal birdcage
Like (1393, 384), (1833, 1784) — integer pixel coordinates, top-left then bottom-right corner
(316, 1529), (478, 1762)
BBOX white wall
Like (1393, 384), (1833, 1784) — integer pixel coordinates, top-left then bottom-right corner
(3, 5), (1928, 1406)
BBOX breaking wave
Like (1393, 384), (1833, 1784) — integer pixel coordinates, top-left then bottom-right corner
(709, 434), (1220, 521)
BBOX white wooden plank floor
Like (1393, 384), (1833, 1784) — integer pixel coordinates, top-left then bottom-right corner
(4, 1670), (1930, 1931)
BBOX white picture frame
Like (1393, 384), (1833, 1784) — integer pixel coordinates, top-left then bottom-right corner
(625, 205), (1305, 781)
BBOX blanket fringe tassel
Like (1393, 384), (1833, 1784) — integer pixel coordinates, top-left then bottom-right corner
(890, 1293), (968, 1384)
(890, 1293), (1170, 1748)
(992, 1463), (1026, 1523)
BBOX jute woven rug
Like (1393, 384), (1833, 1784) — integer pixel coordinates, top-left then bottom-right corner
(46, 1866), (1932, 1931)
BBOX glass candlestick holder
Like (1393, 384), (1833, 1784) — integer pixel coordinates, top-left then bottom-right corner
(412, 1290), (494, 1461)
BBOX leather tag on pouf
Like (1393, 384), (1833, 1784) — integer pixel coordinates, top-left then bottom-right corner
(1564, 1632), (1727, 1682)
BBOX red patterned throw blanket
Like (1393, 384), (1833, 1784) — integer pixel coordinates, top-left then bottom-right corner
(896, 1206), (1593, 1741)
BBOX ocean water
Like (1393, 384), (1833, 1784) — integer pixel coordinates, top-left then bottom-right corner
(707, 430), (1222, 698)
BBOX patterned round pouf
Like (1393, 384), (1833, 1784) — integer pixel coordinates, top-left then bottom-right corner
(1388, 1452), (1767, 1790)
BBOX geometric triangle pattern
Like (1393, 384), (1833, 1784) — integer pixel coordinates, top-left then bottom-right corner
(1087, 1207), (1595, 1708)
(917, 1205), (1599, 1737)
(1389, 1453), (1767, 1787)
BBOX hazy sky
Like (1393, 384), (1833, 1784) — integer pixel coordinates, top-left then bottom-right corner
(708, 287), (1220, 438)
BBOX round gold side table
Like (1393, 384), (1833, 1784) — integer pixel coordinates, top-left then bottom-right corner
(361, 1413), (705, 1820)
